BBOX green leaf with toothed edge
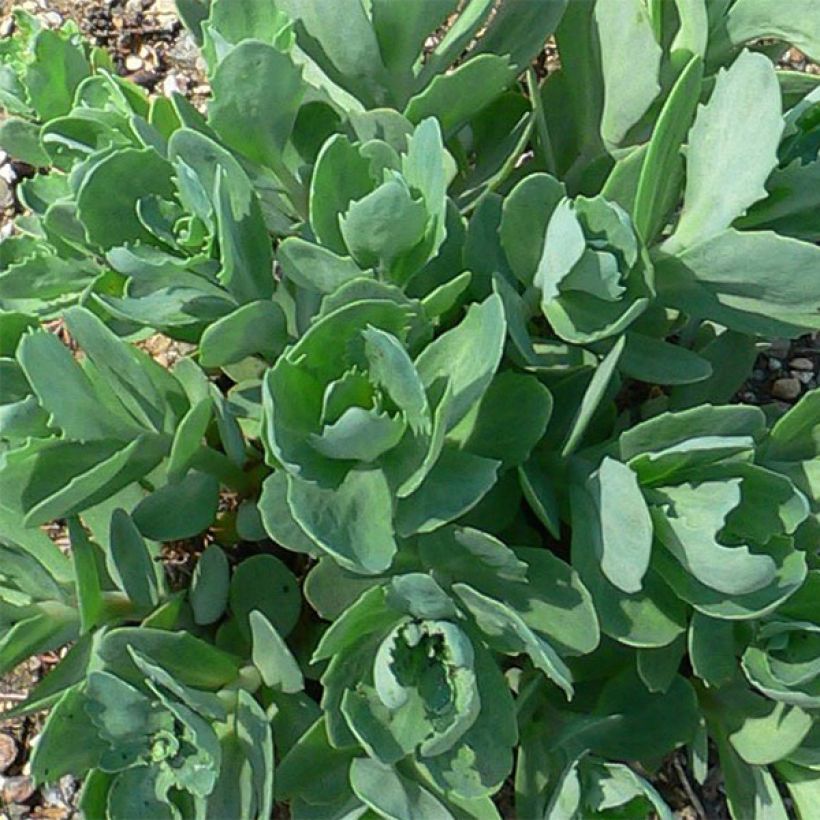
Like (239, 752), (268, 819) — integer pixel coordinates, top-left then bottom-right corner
(0, 434), (169, 527)
(16, 329), (141, 441)
(208, 39), (304, 169)
(595, 0), (662, 148)
(727, 0), (820, 62)
(288, 468), (398, 576)
(30, 688), (107, 785)
(453, 582), (574, 699)
(76, 147), (176, 250)
(666, 51), (784, 251)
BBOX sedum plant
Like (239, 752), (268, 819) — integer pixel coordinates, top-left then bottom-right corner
(1, 1), (820, 818)
(260, 292), (508, 574)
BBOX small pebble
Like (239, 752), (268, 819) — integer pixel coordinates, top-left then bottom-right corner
(752, 369), (767, 382)
(42, 10), (62, 27)
(0, 178), (14, 211)
(772, 377), (802, 401)
(0, 164), (17, 185)
(793, 370), (814, 385)
(125, 54), (144, 72)
(767, 357), (782, 371)
(162, 73), (183, 96)
(789, 357), (814, 372)
(0, 733), (17, 773)
(1, 774), (35, 804)
(0, 18), (14, 37)
(59, 774), (77, 800)
(41, 776), (77, 808)
(156, 13), (178, 30)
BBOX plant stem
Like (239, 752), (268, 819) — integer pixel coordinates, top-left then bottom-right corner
(527, 68), (558, 177)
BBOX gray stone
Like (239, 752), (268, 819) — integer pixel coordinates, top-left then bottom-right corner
(0, 733), (16, 773)
(0, 178), (14, 211)
(0, 164), (17, 185)
(772, 377), (802, 401)
(1, 774), (35, 804)
(767, 357), (783, 371)
(789, 357), (814, 372)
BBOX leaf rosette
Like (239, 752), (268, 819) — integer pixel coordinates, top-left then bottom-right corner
(30, 634), (278, 820)
(0, 9), (93, 126)
(543, 754), (673, 820)
(304, 525), (600, 802)
(260, 292), (507, 575)
(535, 195), (655, 344)
(743, 619), (820, 709)
(312, 576), (517, 800)
(277, 117), (454, 296)
(573, 406), (811, 649)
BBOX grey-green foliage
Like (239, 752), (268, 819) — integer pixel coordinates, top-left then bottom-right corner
(259, 291), (511, 574)
(2, 0), (820, 818)
(534, 194), (655, 343)
(21, 544), (305, 820)
(0, 9), (95, 125)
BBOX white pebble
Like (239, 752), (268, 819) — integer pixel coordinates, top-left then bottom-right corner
(0, 164), (16, 185)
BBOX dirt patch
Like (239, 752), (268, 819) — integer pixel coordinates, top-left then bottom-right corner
(7, 0), (208, 101)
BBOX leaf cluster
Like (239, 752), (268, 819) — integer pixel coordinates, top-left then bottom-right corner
(1, 1), (820, 817)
